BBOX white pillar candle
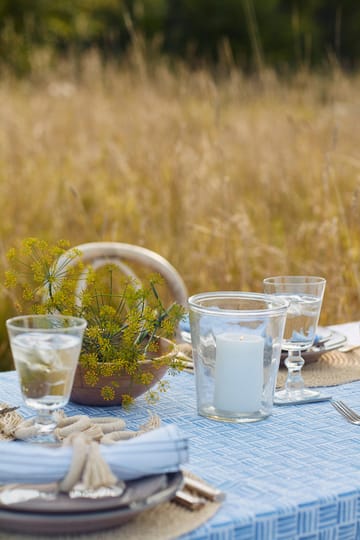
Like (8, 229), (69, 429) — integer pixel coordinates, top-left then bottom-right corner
(214, 333), (264, 413)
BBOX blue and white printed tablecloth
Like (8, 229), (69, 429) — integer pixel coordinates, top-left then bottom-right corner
(1, 321), (360, 540)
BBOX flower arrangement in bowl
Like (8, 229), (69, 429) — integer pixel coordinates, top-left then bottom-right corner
(4, 238), (185, 406)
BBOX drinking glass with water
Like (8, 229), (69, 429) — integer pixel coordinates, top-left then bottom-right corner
(6, 314), (87, 443)
(263, 276), (326, 404)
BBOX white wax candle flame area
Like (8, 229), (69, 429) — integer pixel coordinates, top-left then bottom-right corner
(214, 333), (264, 414)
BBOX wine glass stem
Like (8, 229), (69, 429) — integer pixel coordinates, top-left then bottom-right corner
(284, 349), (305, 394)
(35, 409), (56, 434)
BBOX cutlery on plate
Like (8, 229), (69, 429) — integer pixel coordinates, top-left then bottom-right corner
(331, 400), (360, 424)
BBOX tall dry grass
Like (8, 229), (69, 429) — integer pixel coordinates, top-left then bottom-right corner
(0, 52), (360, 366)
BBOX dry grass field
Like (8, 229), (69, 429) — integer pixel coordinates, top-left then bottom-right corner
(0, 52), (360, 367)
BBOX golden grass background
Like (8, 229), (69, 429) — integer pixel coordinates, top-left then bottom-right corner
(1, 53), (360, 366)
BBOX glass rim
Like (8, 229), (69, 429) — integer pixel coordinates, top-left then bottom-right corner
(188, 291), (289, 317)
(263, 275), (326, 284)
(6, 314), (87, 330)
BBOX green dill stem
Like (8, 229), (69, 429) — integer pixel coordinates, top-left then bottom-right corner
(47, 281), (63, 313)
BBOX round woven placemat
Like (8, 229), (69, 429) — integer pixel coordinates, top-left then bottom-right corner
(0, 499), (220, 540)
(277, 349), (360, 388)
(178, 343), (360, 389)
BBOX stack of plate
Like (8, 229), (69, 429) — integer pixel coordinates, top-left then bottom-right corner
(0, 472), (183, 535)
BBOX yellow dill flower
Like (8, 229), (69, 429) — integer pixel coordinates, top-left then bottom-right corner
(4, 270), (17, 287)
(84, 370), (99, 387)
(100, 363), (116, 377)
(139, 371), (154, 385)
(80, 353), (98, 370)
(121, 394), (133, 407)
(101, 386), (116, 401)
(6, 248), (16, 262)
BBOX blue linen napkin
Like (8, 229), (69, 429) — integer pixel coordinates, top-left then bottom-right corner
(0, 424), (188, 485)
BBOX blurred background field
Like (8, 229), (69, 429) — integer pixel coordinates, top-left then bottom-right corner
(0, 0), (360, 369)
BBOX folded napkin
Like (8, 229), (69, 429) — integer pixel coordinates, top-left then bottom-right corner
(0, 424), (188, 485)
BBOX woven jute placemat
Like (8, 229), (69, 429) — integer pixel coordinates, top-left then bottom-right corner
(0, 497), (220, 540)
(178, 343), (360, 389)
(277, 349), (360, 388)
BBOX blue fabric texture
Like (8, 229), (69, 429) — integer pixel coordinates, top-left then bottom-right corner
(1, 370), (360, 539)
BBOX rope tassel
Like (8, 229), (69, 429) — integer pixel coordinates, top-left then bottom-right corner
(59, 433), (118, 493)
(0, 404), (161, 494)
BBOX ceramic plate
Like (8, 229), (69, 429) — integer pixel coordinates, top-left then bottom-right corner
(0, 471), (183, 535)
(312, 326), (332, 345)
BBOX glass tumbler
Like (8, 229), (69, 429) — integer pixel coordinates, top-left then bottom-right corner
(188, 292), (288, 423)
(6, 314), (86, 443)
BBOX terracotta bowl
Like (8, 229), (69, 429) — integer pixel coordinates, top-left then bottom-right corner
(70, 338), (177, 406)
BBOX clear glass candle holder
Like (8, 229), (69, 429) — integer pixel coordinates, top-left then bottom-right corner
(188, 292), (289, 423)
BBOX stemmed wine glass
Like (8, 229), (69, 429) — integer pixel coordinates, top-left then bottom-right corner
(6, 314), (87, 443)
(263, 276), (326, 404)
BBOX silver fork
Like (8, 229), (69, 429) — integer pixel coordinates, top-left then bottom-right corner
(331, 400), (360, 424)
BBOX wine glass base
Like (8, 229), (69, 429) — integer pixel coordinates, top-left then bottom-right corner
(26, 425), (58, 444)
(26, 433), (58, 444)
(274, 387), (332, 405)
(23, 415), (58, 444)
